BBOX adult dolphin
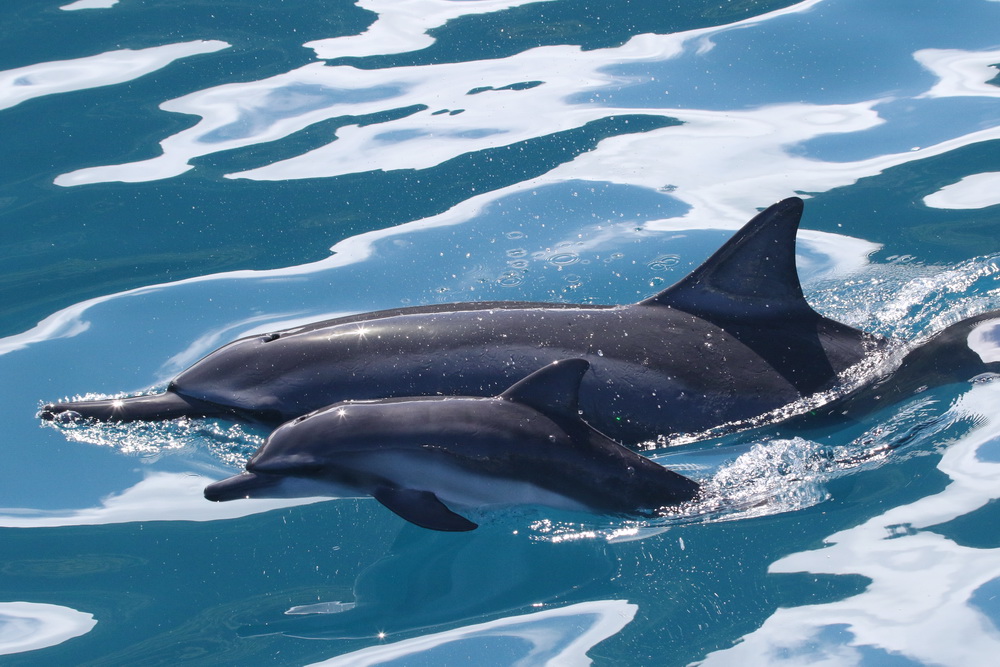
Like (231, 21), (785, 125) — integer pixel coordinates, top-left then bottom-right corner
(41, 197), (934, 443)
(204, 360), (700, 531)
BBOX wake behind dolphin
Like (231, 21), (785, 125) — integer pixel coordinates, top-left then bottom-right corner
(39, 197), (1000, 444)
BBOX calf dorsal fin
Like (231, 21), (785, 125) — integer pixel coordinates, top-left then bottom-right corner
(641, 197), (818, 322)
(499, 359), (589, 421)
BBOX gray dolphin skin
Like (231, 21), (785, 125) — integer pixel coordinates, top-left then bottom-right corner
(38, 197), (1000, 443)
(203, 359), (700, 531)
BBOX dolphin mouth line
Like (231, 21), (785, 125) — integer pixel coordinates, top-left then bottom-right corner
(204, 472), (283, 502)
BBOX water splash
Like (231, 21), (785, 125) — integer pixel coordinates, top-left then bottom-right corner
(529, 375), (979, 545)
(807, 252), (1000, 340)
(39, 395), (265, 469)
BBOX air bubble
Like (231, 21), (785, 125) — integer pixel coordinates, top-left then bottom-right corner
(647, 254), (680, 271)
(498, 271), (525, 288)
(548, 252), (580, 266)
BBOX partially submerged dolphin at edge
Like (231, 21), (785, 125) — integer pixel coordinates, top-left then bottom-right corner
(39, 197), (1000, 443)
(203, 359), (700, 531)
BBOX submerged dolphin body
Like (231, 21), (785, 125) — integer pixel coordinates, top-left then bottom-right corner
(42, 198), (998, 443)
(814, 310), (1000, 421)
(203, 360), (700, 531)
(42, 198), (883, 443)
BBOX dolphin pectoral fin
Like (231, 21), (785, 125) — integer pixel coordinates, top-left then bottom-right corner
(373, 486), (478, 532)
(39, 391), (220, 423)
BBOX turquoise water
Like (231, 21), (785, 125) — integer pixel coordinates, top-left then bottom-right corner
(3, 0), (1000, 663)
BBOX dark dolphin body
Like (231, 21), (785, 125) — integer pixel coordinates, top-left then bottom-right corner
(39, 197), (999, 443)
(204, 360), (700, 531)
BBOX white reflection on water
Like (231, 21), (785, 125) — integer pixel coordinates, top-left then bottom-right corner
(60, 0), (118, 10)
(699, 382), (1000, 667)
(0, 41), (230, 111)
(0, 472), (325, 528)
(48, 1), (835, 194)
(306, 0), (823, 62)
(0, 303), (92, 357)
(46, 1), (1000, 245)
(915, 48), (1000, 99)
(0, 602), (96, 656)
(306, 599), (636, 667)
(305, 0), (557, 59)
(925, 172), (1000, 210)
(967, 318), (1000, 364)
(285, 601), (356, 616)
(53, 47), (648, 185)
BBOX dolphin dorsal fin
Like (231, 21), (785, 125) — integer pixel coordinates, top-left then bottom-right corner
(500, 359), (589, 420)
(641, 197), (817, 322)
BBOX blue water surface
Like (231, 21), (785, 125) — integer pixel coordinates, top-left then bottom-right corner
(2, 0), (1000, 664)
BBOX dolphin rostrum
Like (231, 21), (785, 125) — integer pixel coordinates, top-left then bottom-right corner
(203, 359), (700, 531)
(39, 197), (999, 443)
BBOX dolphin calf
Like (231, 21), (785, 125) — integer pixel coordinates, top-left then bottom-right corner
(203, 360), (700, 531)
(40, 197), (996, 443)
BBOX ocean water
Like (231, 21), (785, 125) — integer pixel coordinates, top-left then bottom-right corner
(2, 0), (1000, 664)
